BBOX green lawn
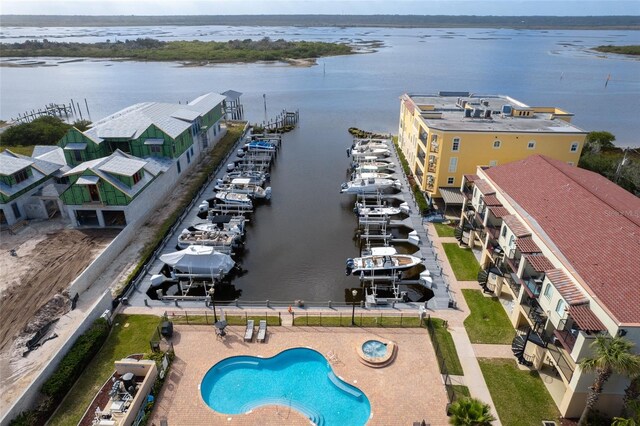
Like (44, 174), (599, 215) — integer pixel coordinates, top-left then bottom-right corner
(433, 222), (456, 238)
(442, 243), (481, 281)
(292, 314), (422, 327)
(451, 384), (471, 399)
(462, 290), (515, 344)
(170, 314), (281, 326)
(0, 145), (35, 155)
(479, 358), (560, 426)
(49, 315), (160, 426)
(427, 318), (464, 376)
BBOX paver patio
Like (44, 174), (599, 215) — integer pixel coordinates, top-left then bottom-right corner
(150, 324), (449, 426)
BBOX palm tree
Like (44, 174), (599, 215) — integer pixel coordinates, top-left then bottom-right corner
(578, 335), (640, 426)
(448, 397), (496, 426)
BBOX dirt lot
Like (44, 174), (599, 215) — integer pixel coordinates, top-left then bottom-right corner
(0, 220), (117, 354)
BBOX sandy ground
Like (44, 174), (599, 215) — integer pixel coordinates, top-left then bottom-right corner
(0, 126), (236, 415)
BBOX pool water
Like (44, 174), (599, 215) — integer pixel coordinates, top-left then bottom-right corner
(200, 348), (371, 425)
(362, 340), (388, 358)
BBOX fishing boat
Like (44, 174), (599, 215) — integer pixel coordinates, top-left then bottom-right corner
(177, 228), (242, 252)
(214, 178), (272, 200)
(221, 171), (269, 186)
(194, 215), (247, 238)
(345, 253), (422, 275)
(214, 191), (254, 209)
(159, 246), (236, 279)
(355, 203), (402, 217)
(352, 139), (390, 150)
(245, 140), (278, 152)
(351, 146), (391, 158)
(351, 171), (396, 180)
(340, 178), (401, 194)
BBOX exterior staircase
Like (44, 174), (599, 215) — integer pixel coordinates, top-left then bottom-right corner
(476, 270), (493, 294)
(512, 329), (534, 367)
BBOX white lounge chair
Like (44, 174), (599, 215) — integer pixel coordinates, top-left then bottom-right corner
(257, 320), (267, 343)
(244, 319), (254, 342)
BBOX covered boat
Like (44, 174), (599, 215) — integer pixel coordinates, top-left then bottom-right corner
(345, 254), (422, 275)
(159, 246), (236, 278)
(355, 203), (402, 217)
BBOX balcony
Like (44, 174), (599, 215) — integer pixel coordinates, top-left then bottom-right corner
(503, 248), (521, 274)
(553, 329), (577, 353)
(547, 343), (576, 383)
(502, 270), (522, 296)
(429, 142), (439, 154)
(427, 163), (437, 173)
(524, 277), (543, 298)
(486, 225), (500, 240)
(522, 298), (547, 335)
(462, 187), (473, 200)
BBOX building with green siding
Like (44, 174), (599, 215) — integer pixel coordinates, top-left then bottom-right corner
(56, 92), (232, 227)
(0, 147), (69, 226)
(61, 150), (171, 227)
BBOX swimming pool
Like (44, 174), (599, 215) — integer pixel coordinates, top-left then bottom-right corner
(200, 347), (371, 425)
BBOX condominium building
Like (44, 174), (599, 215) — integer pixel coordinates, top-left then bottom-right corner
(459, 155), (640, 418)
(397, 92), (587, 206)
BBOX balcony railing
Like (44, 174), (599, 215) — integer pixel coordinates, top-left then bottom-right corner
(502, 271), (522, 296)
(522, 298), (547, 334)
(524, 278), (542, 297)
(486, 225), (500, 240)
(427, 164), (437, 173)
(547, 343), (575, 383)
(462, 187), (473, 200)
(553, 329), (577, 353)
(504, 249), (521, 273)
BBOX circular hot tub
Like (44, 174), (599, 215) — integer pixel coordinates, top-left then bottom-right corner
(357, 339), (397, 368)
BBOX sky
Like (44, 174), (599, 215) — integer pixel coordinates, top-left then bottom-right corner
(1, 0), (639, 16)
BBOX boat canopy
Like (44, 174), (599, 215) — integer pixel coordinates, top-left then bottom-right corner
(159, 246), (235, 275)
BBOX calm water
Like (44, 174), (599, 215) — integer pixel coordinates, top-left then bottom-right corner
(200, 348), (371, 425)
(1, 26), (639, 301)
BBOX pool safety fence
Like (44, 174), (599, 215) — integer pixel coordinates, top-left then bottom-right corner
(292, 310), (423, 327)
(162, 310), (282, 326)
(425, 316), (461, 407)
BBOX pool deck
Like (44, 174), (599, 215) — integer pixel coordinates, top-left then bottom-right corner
(150, 324), (448, 426)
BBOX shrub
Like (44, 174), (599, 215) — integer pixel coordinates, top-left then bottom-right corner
(0, 116), (71, 147)
(41, 318), (110, 402)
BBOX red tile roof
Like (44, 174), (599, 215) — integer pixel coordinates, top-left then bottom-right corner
(485, 155), (640, 324)
(488, 206), (510, 218)
(403, 99), (415, 115)
(516, 238), (542, 254)
(546, 268), (589, 305)
(482, 194), (503, 206)
(464, 174), (480, 182)
(525, 254), (555, 272)
(502, 214), (531, 237)
(569, 304), (606, 332)
(475, 179), (496, 196)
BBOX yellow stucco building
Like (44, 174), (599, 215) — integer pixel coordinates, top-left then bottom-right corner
(397, 91), (587, 204)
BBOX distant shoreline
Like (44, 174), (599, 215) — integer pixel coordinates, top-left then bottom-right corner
(1, 14), (639, 30)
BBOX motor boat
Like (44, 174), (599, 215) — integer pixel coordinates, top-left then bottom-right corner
(221, 171), (269, 186)
(158, 246), (236, 279)
(351, 146), (391, 158)
(351, 172), (396, 180)
(355, 203), (402, 217)
(214, 191), (254, 209)
(340, 178), (401, 194)
(195, 215), (247, 238)
(177, 228), (242, 252)
(345, 253), (422, 275)
(352, 139), (390, 151)
(214, 178), (272, 200)
(245, 140), (278, 152)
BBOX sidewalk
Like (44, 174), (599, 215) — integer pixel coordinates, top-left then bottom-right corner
(425, 223), (503, 425)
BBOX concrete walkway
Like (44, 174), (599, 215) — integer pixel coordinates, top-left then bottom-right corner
(424, 223), (503, 425)
(472, 344), (514, 359)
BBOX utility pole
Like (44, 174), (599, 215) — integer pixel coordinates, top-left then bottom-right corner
(263, 94), (267, 125)
(614, 147), (629, 184)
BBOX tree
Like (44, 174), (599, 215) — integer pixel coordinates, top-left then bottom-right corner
(584, 131), (616, 153)
(0, 116), (71, 147)
(578, 336), (640, 426)
(448, 397), (496, 426)
(72, 119), (92, 132)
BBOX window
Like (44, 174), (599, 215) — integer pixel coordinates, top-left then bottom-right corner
(187, 151), (191, 164)
(150, 144), (162, 155)
(176, 159), (181, 174)
(489, 160), (497, 167)
(11, 202), (21, 219)
(132, 171), (142, 185)
(13, 169), (28, 184)
(501, 226), (507, 237)
(555, 299), (566, 315)
(527, 141), (536, 149)
(452, 138), (460, 152)
(509, 235), (515, 247)
(73, 150), (83, 162)
(570, 142), (579, 152)
(473, 187), (477, 199)
(448, 157), (458, 173)
(493, 140), (501, 149)
(447, 177), (455, 185)
(544, 283), (553, 299)
(190, 146), (194, 156)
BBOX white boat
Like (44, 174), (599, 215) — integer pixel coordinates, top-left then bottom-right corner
(245, 140), (278, 152)
(351, 146), (391, 158)
(340, 178), (401, 194)
(177, 228), (242, 251)
(194, 215), (246, 238)
(352, 139), (390, 151)
(221, 171), (269, 186)
(352, 172), (395, 180)
(214, 191), (254, 209)
(159, 246), (236, 278)
(214, 178), (272, 200)
(355, 203), (402, 217)
(353, 162), (395, 173)
(345, 254), (422, 275)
